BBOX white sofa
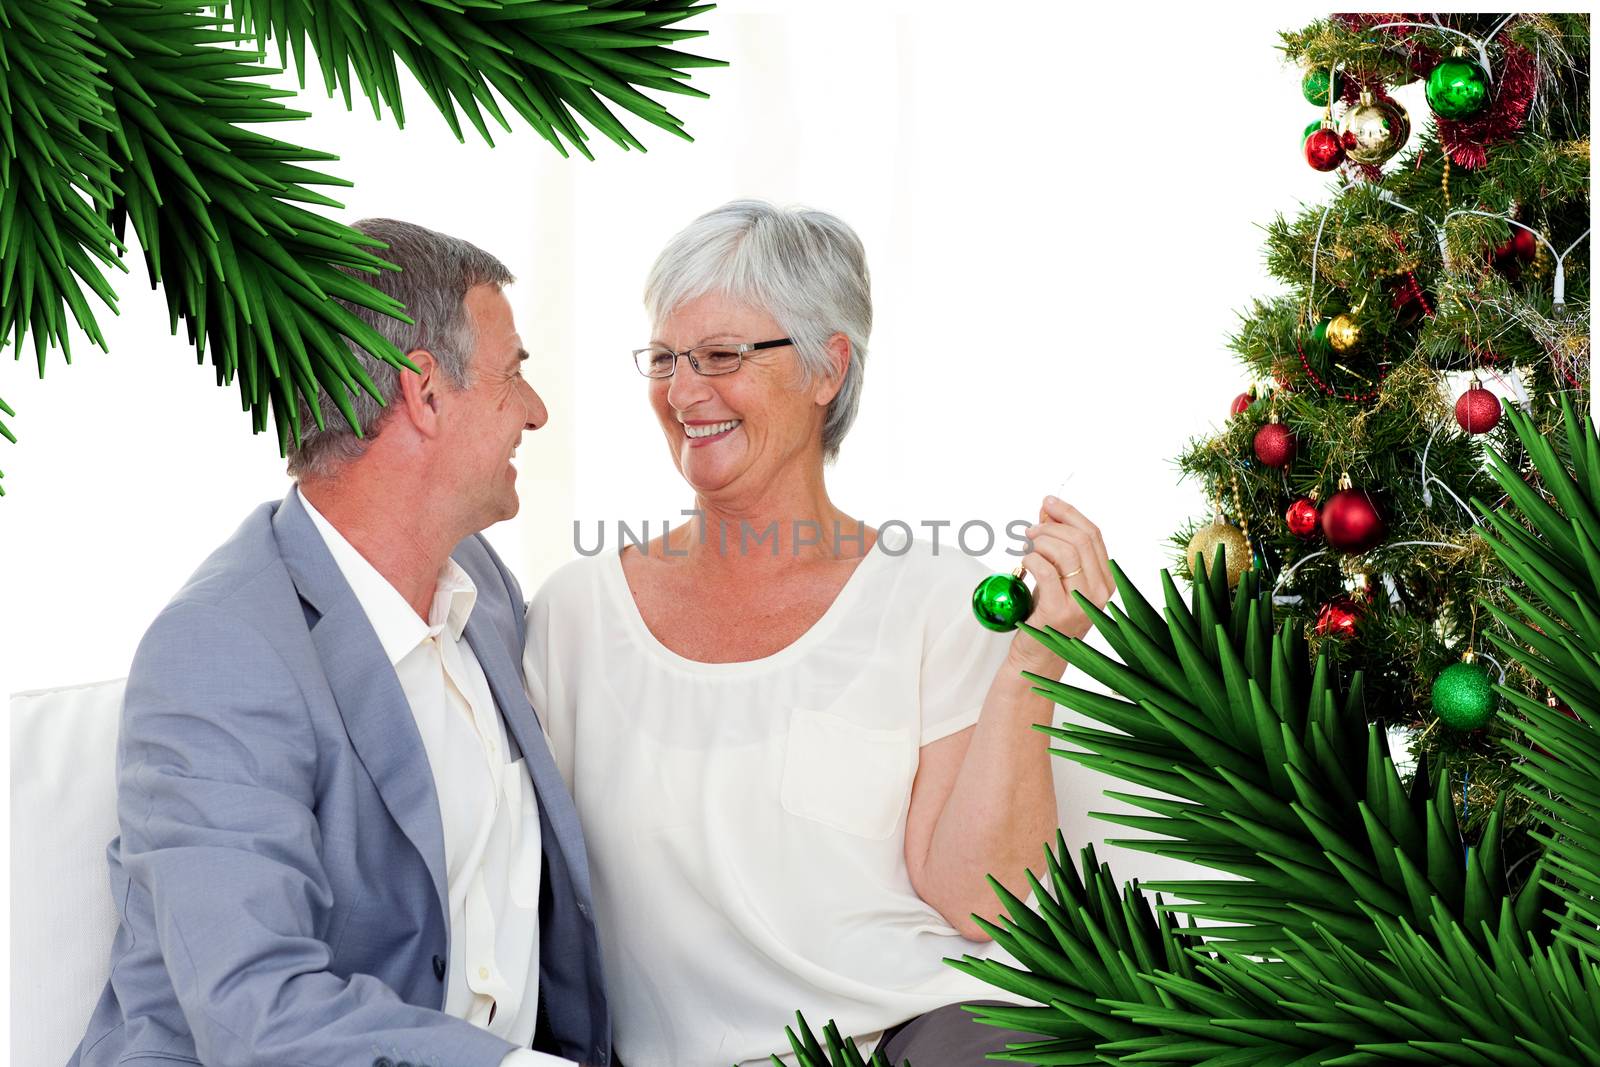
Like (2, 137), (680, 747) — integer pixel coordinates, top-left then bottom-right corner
(11, 679), (127, 1066)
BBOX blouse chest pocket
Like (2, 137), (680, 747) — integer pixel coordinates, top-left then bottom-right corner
(780, 708), (917, 840)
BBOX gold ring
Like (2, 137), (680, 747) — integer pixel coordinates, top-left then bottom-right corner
(1063, 567), (1083, 579)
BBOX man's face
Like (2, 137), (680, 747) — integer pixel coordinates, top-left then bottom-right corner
(442, 284), (546, 531)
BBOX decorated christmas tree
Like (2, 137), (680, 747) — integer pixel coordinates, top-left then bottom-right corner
(1171, 12), (1589, 854)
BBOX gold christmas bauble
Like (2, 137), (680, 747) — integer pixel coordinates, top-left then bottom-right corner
(1326, 313), (1361, 352)
(1337, 89), (1410, 166)
(1186, 522), (1251, 587)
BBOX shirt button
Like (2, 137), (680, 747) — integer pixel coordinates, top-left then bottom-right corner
(478, 965), (490, 980)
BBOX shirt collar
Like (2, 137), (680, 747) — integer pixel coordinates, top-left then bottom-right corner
(298, 487), (478, 664)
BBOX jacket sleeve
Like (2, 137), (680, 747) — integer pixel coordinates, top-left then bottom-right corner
(117, 598), (519, 1067)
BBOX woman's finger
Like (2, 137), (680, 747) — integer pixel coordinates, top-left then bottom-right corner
(1042, 497), (1108, 564)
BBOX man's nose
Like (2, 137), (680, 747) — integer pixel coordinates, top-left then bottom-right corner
(523, 383), (548, 431)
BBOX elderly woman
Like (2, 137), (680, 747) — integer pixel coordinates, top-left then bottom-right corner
(524, 200), (1113, 1066)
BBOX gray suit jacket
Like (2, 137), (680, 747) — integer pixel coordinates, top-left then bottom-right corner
(70, 487), (611, 1067)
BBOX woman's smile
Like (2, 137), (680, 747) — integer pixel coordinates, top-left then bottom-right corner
(683, 418), (743, 445)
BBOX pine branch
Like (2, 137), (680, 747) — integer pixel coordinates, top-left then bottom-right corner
(229, 0), (726, 159)
(0, 0), (125, 492)
(89, 0), (418, 456)
(776, 1013), (902, 1067)
(1475, 394), (1600, 965)
(1027, 551), (1544, 962)
(0, 0), (122, 364)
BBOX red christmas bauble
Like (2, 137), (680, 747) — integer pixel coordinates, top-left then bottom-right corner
(1494, 227), (1538, 263)
(1304, 128), (1346, 171)
(1321, 487), (1384, 553)
(1230, 392), (1253, 417)
(1455, 383), (1502, 434)
(1254, 423), (1296, 468)
(1315, 595), (1363, 638)
(1285, 496), (1320, 538)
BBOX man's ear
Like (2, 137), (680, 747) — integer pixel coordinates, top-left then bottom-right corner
(814, 332), (852, 407)
(396, 349), (445, 438)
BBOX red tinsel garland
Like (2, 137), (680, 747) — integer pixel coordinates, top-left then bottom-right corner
(1432, 41), (1538, 169)
(1331, 13), (1539, 169)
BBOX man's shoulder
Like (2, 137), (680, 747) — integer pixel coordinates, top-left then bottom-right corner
(141, 498), (306, 660)
(170, 499), (299, 605)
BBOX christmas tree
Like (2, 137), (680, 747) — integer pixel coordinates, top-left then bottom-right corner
(1172, 12), (1589, 857)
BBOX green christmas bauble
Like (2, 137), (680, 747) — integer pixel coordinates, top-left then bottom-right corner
(1301, 67), (1342, 107)
(1432, 660), (1497, 729)
(1425, 55), (1490, 120)
(1303, 119), (1323, 143)
(1308, 317), (1332, 350)
(972, 573), (1033, 632)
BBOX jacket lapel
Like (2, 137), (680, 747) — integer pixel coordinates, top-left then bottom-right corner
(462, 610), (595, 904)
(273, 488), (450, 928)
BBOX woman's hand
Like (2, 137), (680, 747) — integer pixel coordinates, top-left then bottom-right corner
(1009, 495), (1113, 676)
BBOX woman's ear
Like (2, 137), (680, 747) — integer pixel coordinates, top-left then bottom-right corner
(397, 349), (445, 437)
(814, 332), (852, 406)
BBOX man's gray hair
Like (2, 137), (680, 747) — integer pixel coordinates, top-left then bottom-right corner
(643, 200), (871, 462)
(285, 218), (515, 479)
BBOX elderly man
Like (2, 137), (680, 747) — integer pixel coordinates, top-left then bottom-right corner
(70, 220), (610, 1067)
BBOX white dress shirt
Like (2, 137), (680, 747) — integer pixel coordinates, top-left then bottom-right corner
(302, 493), (569, 1067)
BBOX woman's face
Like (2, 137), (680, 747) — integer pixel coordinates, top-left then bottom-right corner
(649, 292), (830, 499)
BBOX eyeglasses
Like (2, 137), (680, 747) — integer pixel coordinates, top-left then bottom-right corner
(632, 338), (793, 378)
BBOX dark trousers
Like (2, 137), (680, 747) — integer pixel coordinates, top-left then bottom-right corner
(876, 1000), (1042, 1066)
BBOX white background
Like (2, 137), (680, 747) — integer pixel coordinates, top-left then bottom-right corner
(7, 3), (1569, 1040)
(4, 3), (1379, 691)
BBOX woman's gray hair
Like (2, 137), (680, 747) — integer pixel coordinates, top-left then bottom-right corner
(644, 200), (871, 462)
(285, 218), (515, 479)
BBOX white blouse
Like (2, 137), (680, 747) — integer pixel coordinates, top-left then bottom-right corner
(523, 527), (1030, 1067)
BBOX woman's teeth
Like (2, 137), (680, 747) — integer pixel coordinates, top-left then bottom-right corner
(685, 419), (741, 439)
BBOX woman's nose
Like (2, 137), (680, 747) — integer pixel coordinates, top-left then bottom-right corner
(664, 355), (715, 407)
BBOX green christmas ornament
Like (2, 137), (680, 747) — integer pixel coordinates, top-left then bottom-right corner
(1302, 119), (1322, 143)
(1426, 52), (1491, 120)
(1308, 317), (1332, 350)
(1301, 67), (1343, 107)
(972, 570), (1033, 632)
(1432, 657), (1497, 729)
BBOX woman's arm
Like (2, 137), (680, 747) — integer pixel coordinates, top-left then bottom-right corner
(903, 497), (1113, 940)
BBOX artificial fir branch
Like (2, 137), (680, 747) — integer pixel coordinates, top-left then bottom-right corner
(229, 0), (725, 159)
(87, 0), (417, 454)
(0, 0), (725, 491)
(0, 0), (125, 493)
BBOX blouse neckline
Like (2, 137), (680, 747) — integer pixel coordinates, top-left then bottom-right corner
(601, 530), (896, 677)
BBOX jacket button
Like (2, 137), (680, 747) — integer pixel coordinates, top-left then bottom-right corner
(432, 955), (446, 981)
